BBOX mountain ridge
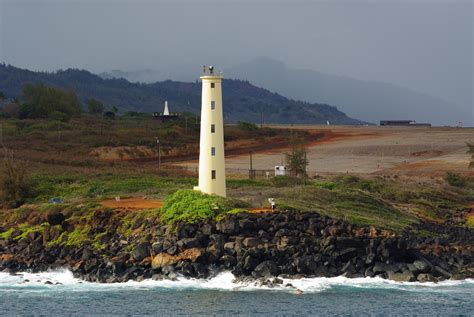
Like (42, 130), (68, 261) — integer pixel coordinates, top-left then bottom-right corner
(0, 64), (362, 125)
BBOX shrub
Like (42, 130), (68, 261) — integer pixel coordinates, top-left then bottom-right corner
(444, 172), (466, 187)
(467, 143), (474, 168)
(237, 121), (258, 131)
(159, 189), (246, 224)
(19, 83), (82, 119)
(0, 148), (35, 207)
(271, 176), (304, 187)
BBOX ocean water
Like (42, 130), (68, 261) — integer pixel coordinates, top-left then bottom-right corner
(0, 270), (473, 316)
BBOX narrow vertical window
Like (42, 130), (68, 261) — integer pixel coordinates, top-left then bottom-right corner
(211, 124), (215, 133)
(211, 147), (216, 156)
(211, 101), (215, 110)
(211, 170), (216, 180)
(210, 83), (215, 88)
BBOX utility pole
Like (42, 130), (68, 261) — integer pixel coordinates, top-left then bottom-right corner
(250, 151), (254, 179)
(156, 138), (161, 169)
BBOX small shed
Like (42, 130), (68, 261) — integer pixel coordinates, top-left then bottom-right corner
(275, 165), (286, 176)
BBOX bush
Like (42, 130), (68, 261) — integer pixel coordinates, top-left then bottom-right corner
(237, 121), (258, 131)
(87, 98), (105, 114)
(444, 172), (466, 187)
(19, 83), (82, 120)
(0, 148), (35, 207)
(159, 189), (247, 224)
(271, 176), (304, 187)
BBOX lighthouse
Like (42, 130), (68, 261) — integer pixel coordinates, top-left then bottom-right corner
(194, 66), (226, 197)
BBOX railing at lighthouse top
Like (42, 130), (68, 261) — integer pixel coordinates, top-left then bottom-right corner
(202, 65), (223, 77)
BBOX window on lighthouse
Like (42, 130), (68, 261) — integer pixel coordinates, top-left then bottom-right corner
(211, 147), (216, 156)
(211, 83), (215, 88)
(211, 101), (215, 110)
(211, 124), (215, 133)
(211, 170), (216, 180)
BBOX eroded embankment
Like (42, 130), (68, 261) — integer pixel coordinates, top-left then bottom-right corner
(0, 209), (473, 284)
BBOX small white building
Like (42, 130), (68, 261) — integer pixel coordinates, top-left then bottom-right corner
(275, 165), (286, 176)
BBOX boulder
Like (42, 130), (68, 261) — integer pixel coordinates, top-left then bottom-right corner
(223, 242), (236, 254)
(341, 261), (356, 275)
(177, 238), (202, 249)
(413, 260), (431, 274)
(294, 256), (318, 274)
(239, 219), (256, 231)
(252, 261), (279, 278)
(151, 248), (204, 269)
(242, 237), (261, 248)
(177, 224), (197, 239)
(433, 266), (451, 279)
(372, 262), (398, 275)
(417, 273), (438, 282)
(219, 255), (237, 268)
(387, 271), (415, 282)
(132, 242), (151, 261)
(243, 255), (260, 272)
(277, 236), (299, 249)
(216, 220), (237, 234)
(46, 213), (65, 226)
(200, 223), (214, 235)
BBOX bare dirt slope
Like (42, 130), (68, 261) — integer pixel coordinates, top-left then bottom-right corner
(175, 126), (474, 177)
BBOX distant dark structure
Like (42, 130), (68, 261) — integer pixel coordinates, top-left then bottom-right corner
(153, 101), (180, 122)
(380, 120), (431, 127)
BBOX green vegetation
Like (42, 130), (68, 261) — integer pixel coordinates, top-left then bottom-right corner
(87, 98), (105, 114)
(285, 138), (308, 177)
(467, 143), (474, 168)
(18, 83), (82, 120)
(444, 172), (466, 188)
(0, 148), (34, 207)
(160, 189), (248, 225)
(31, 173), (195, 203)
(467, 215), (474, 229)
(237, 121), (258, 131)
(0, 64), (359, 124)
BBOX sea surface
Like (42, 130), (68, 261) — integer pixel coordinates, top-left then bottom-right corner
(0, 270), (472, 316)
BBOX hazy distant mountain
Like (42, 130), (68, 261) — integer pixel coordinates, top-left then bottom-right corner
(0, 64), (362, 125)
(225, 57), (470, 126)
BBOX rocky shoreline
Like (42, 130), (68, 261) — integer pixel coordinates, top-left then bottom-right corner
(1, 210), (473, 285)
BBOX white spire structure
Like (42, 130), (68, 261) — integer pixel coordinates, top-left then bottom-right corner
(193, 66), (226, 197)
(163, 101), (170, 116)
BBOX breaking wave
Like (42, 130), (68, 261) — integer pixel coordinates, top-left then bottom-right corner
(1, 269), (473, 294)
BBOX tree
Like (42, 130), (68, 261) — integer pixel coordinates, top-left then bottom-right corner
(103, 111), (116, 120)
(0, 91), (5, 100)
(87, 98), (104, 114)
(0, 148), (33, 208)
(111, 105), (118, 114)
(19, 83), (82, 119)
(285, 138), (309, 177)
(467, 143), (474, 168)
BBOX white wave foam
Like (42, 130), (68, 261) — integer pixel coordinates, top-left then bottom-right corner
(1, 269), (472, 293)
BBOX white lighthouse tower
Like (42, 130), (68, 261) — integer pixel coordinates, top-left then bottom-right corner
(194, 66), (226, 197)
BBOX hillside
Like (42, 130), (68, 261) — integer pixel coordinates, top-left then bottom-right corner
(225, 57), (470, 126)
(0, 64), (361, 125)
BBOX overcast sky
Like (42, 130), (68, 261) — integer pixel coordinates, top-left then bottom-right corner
(0, 0), (472, 120)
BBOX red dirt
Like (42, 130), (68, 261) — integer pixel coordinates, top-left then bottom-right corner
(100, 197), (163, 209)
(248, 207), (274, 213)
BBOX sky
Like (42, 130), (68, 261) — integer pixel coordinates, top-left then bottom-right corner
(0, 0), (472, 122)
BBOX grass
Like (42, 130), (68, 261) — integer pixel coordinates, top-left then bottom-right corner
(30, 172), (196, 203)
(159, 189), (249, 225)
(467, 214), (474, 229)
